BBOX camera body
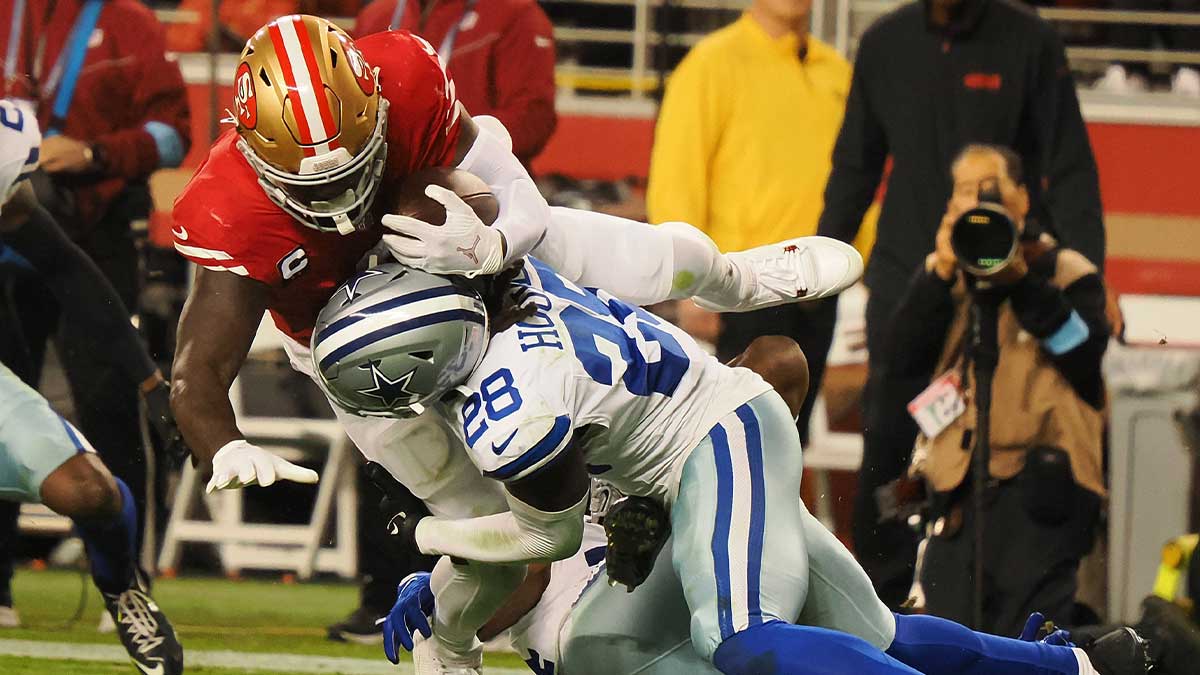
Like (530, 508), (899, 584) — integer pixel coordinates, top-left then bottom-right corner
(950, 180), (1019, 278)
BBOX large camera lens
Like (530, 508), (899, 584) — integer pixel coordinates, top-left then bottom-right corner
(951, 202), (1018, 277)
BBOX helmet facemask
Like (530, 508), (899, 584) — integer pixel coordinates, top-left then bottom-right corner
(238, 98), (389, 235)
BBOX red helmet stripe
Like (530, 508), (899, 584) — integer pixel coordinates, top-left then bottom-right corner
(268, 21), (317, 156)
(293, 17), (342, 151)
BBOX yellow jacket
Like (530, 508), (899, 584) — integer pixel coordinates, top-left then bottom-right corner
(647, 14), (876, 257)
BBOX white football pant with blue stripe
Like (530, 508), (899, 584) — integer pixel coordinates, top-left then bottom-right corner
(0, 362), (95, 503)
(559, 389), (897, 673)
(675, 391), (835, 658)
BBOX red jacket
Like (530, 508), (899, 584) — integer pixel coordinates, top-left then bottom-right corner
(356, 0), (557, 163)
(166, 0), (363, 52)
(0, 0), (190, 229)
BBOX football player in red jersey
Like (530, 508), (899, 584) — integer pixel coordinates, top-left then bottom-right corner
(170, 13), (862, 488)
(168, 15), (863, 669)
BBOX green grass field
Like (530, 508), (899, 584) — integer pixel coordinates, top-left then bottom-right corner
(0, 567), (530, 674)
(0, 658), (307, 675)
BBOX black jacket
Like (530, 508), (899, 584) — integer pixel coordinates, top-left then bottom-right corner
(885, 246), (1109, 410)
(817, 0), (1105, 293)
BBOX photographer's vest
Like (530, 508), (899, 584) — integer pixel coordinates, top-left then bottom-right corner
(914, 247), (1106, 498)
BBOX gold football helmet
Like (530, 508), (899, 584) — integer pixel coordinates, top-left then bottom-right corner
(233, 15), (388, 234)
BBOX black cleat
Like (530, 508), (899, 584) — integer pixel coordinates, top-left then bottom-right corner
(1081, 626), (1154, 675)
(102, 575), (183, 675)
(326, 605), (385, 644)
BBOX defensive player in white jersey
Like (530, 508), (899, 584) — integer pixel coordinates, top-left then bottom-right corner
(313, 262), (1150, 675)
(0, 99), (184, 675)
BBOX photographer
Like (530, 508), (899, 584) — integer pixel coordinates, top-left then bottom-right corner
(887, 144), (1108, 635)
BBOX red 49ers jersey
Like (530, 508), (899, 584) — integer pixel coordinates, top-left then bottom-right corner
(172, 30), (462, 343)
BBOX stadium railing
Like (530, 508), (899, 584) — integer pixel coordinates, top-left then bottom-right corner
(153, 2), (1200, 125)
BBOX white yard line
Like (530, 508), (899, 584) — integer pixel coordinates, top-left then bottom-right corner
(0, 638), (530, 674)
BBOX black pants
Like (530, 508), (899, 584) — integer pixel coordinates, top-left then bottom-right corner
(921, 472), (1101, 636)
(851, 286), (926, 608)
(355, 462), (437, 614)
(0, 212), (148, 602)
(716, 298), (839, 444)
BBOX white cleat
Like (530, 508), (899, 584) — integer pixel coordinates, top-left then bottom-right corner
(1093, 64), (1148, 94)
(695, 236), (864, 312)
(412, 636), (483, 675)
(1172, 66), (1200, 98)
(0, 605), (19, 628)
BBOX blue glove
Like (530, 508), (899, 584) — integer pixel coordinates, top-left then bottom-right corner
(382, 572), (435, 664)
(1017, 612), (1075, 647)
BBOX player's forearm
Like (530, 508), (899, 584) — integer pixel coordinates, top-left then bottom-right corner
(477, 564), (551, 642)
(169, 363), (243, 466)
(169, 268), (266, 466)
(414, 494), (587, 565)
(456, 115), (550, 263)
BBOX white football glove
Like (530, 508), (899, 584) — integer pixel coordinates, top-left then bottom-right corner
(381, 185), (505, 278)
(205, 440), (319, 493)
(411, 632), (483, 675)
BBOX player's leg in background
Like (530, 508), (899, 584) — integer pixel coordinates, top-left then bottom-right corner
(0, 362), (136, 596)
(54, 212), (150, 560)
(0, 502), (16, 620)
(0, 267), (50, 623)
(784, 299), (838, 443)
(328, 461), (438, 642)
(796, 504), (897, 649)
(673, 391), (922, 675)
(921, 453), (1101, 635)
(854, 288), (921, 608)
(0, 363), (183, 673)
(797, 499), (1099, 675)
(560, 541), (720, 675)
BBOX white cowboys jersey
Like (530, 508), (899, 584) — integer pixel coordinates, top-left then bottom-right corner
(442, 257), (771, 503)
(0, 99), (41, 209)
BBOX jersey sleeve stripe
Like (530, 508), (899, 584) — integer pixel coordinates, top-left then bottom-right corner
(198, 263), (250, 276)
(483, 414), (572, 481)
(22, 146), (38, 169)
(174, 242), (235, 261)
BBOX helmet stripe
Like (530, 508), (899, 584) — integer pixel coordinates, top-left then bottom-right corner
(292, 17), (341, 151)
(267, 22), (316, 155)
(315, 284), (470, 344)
(272, 18), (335, 157)
(316, 294), (482, 358)
(317, 309), (485, 372)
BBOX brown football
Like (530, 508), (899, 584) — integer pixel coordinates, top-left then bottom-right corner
(387, 167), (498, 226)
